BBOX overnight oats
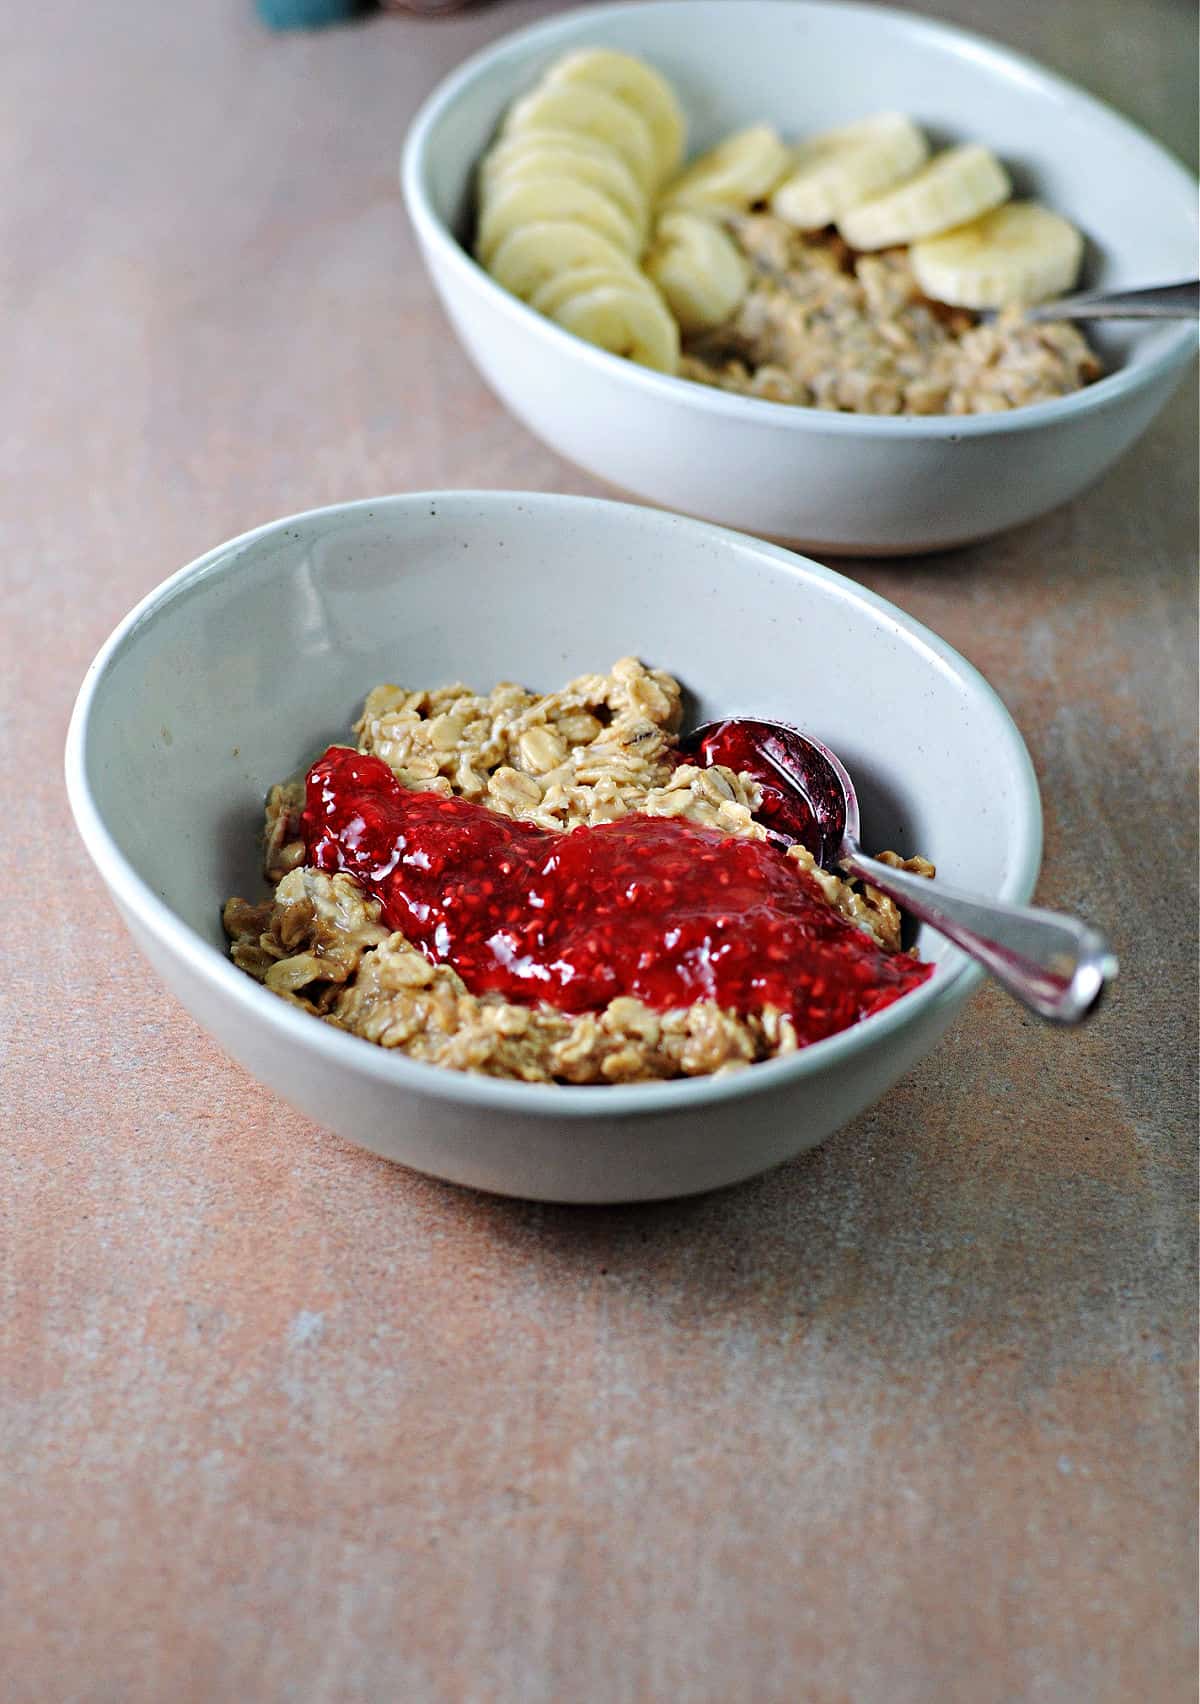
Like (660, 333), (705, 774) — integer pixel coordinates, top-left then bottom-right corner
(470, 47), (1103, 413)
(678, 217), (1103, 415)
(223, 658), (934, 1084)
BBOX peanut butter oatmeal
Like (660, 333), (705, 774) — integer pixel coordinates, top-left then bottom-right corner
(679, 216), (1102, 415)
(223, 658), (933, 1084)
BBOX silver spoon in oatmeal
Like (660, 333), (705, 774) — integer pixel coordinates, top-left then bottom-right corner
(682, 718), (1116, 1023)
(1023, 279), (1199, 322)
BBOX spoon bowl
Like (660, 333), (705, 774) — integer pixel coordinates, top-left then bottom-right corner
(686, 718), (857, 864)
(682, 716), (1117, 1025)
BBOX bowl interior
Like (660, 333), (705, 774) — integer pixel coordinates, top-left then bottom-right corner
(413, 0), (1198, 379)
(75, 494), (1039, 983)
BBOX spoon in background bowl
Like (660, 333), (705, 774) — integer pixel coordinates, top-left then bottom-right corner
(681, 718), (1117, 1023)
(1024, 279), (1199, 321)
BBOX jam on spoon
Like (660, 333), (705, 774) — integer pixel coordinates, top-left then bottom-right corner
(301, 746), (931, 1047)
(684, 718), (845, 861)
(681, 716), (1117, 1024)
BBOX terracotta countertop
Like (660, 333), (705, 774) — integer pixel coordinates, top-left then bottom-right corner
(5, 1), (1197, 1698)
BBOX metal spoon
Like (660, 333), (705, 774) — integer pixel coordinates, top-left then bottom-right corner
(1024, 279), (1199, 322)
(682, 719), (1117, 1024)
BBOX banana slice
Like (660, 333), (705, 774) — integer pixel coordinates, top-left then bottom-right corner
(769, 113), (928, 230)
(542, 48), (686, 182)
(487, 220), (641, 301)
(476, 174), (642, 263)
(548, 278), (680, 372)
(482, 131), (650, 237)
(644, 210), (749, 334)
(838, 143), (1010, 250)
(659, 124), (791, 214)
(529, 263), (655, 318)
(911, 201), (1084, 308)
(503, 83), (658, 196)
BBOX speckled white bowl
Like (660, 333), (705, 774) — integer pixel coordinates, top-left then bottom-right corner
(402, 0), (1198, 554)
(65, 492), (1041, 1201)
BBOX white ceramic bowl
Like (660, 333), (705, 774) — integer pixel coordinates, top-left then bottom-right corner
(65, 492), (1041, 1202)
(402, 0), (1198, 554)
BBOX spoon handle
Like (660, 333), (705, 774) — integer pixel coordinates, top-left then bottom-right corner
(841, 850), (1117, 1023)
(1025, 280), (1199, 321)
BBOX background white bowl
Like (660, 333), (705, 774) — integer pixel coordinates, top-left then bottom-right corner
(402, 0), (1198, 554)
(65, 493), (1042, 1202)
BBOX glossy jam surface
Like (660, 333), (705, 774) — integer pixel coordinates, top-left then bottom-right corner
(302, 747), (931, 1044)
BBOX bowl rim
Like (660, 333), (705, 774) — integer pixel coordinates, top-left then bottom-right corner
(64, 490), (1043, 1119)
(401, 0), (1199, 441)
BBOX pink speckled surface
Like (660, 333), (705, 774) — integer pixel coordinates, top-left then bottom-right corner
(3, 1), (1197, 1699)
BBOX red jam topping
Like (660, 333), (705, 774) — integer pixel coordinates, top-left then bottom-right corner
(302, 746), (931, 1046)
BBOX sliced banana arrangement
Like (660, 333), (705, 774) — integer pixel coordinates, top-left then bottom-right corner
(542, 49), (686, 183)
(910, 201), (1086, 310)
(769, 112), (928, 229)
(476, 173), (642, 264)
(488, 221), (641, 304)
(502, 81), (661, 195)
(837, 143), (1011, 251)
(644, 210), (750, 334)
(550, 279), (680, 373)
(658, 124), (792, 215)
(481, 132), (650, 240)
(474, 49), (684, 372)
(471, 45), (1092, 386)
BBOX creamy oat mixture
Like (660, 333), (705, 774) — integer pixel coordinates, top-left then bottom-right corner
(223, 658), (932, 1084)
(679, 215), (1102, 415)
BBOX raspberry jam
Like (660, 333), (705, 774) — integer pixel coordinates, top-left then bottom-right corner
(302, 746), (931, 1045)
